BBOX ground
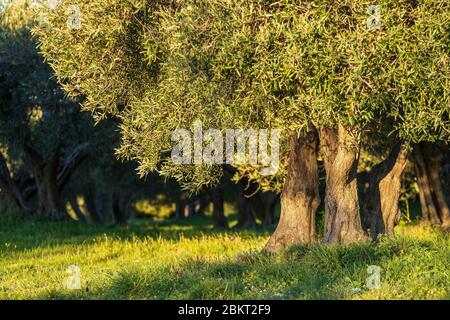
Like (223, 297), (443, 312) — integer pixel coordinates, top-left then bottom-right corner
(0, 213), (448, 300)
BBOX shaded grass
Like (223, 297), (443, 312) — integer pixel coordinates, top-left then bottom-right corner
(0, 214), (448, 300)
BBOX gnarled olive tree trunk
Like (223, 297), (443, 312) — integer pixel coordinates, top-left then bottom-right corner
(319, 125), (367, 244)
(22, 141), (89, 219)
(363, 142), (409, 240)
(414, 142), (450, 230)
(264, 130), (320, 252)
(27, 146), (67, 219)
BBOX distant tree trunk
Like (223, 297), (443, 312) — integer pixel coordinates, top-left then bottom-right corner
(187, 197), (197, 218)
(363, 142), (409, 240)
(252, 191), (278, 226)
(96, 194), (109, 223)
(112, 192), (130, 225)
(261, 192), (278, 226)
(193, 195), (208, 217)
(236, 179), (257, 228)
(319, 126), (367, 244)
(0, 193), (15, 214)
(264, 130), (320, 252)
(0, 153), (31, 213)
(23, 141), (80, 219)
(175, 198), (186, 219)
(56, 142), (90, 192)
(237, 196), (256, 228)
(211, 186), (228, 228)
(33, 148), (67, 219)
(85, 192), (104, 224)
(68, 195), (87, 223)
(414, 142), (450, 230)
(20, 142), (89, 203)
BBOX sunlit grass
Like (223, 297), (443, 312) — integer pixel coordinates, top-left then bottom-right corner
(0, 214), (448, 300)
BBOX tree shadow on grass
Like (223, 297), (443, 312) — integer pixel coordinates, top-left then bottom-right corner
(0, 214), (272, 254)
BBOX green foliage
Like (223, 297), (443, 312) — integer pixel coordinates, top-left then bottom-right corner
(34, 0), (449, 191)
(0, 217), (448, 299)
(33, 0), (157, 119)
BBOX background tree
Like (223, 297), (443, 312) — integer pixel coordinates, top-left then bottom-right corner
(0, 0), (92, 218)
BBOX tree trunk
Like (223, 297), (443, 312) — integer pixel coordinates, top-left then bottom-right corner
(175, 198), (186, 219)
(196, 194), (209, 216)
(56, 142), (90, 192)
(23, 141), (68, 219)
(237, 196), (256, 228)
(414, 142), (450, 230)
(0, 193), (16, 214)
(236, 179), (257, 228)
(20, 143), (89, 202)
(85, 193), (104, 224)
(112, 192), (130, 225)
(261, 192), (278, 226)
(211, 186), (228, 228)
(319, 125), (367, 244)
(363, 142), (409, 240)
(0, 153), (31, 213)
(264, 130), (320, 252)
(187, 197), (197, 218)
(34, 148), (67, 219)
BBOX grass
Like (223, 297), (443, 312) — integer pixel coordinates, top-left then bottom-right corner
(0, 213), (448, 300)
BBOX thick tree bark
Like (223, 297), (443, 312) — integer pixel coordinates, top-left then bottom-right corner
(0, 153), (31, 213)
(414, 142), (450, 230)
(363, 142), (409, 240)
(319, 125), (367, 244)
(211, 186), (228, 228)
(264, 130), (320, 252)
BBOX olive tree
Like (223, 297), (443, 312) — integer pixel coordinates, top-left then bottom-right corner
(0, 0), (92, 218)
(35, 0), (449, 248)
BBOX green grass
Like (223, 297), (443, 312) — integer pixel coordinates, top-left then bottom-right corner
(0, 213), (448, 300)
